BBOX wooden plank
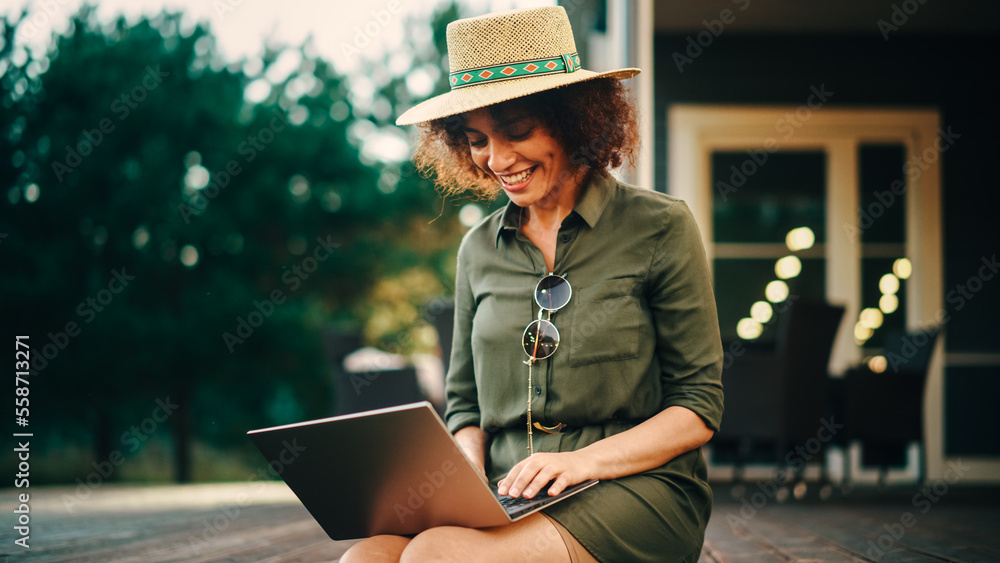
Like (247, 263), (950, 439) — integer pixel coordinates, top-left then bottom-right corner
(0, 484), (352, 563)
(748, 502), (962, 562)
(12, 508), (329, 563)
(737, 513), (864, 562)
(3, 483), (999, 562)
(823, 502), (1000, 563)
(886, 504), (1000, 562)
(702, 504), (792, 562)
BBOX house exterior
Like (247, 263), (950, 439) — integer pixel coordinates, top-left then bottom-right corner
(563, 0), (1000, 484)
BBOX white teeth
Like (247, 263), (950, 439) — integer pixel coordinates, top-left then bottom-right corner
(500, 167), (534, 185)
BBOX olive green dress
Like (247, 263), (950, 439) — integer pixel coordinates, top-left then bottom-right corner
(445, 173), (724, 562)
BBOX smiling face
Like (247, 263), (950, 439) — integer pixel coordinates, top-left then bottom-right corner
(461, 107), (582, 210)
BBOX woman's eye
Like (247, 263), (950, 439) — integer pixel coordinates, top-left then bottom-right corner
(508, 127), (534, 141)
(468, 137), (487, 148)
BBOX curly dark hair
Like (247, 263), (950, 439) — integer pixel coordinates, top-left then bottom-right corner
(412, 78), (640, 200)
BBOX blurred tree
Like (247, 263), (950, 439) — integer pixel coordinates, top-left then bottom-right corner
(0, 3), (466, 482)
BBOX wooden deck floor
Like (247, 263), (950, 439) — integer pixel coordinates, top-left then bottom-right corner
(2, 482), (998, 562)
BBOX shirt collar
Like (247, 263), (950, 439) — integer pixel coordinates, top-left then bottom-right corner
(494, 172), (618, 248)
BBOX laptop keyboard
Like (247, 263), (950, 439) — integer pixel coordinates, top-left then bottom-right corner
(498, 494), (537, 509)
(495, 480), (596, 518)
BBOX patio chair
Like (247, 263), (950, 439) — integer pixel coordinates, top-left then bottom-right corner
(716, 298), (845, 486)
(332, 365), (425, 416)
(837, 326), (940, 486)
(326, 329), (426, 416)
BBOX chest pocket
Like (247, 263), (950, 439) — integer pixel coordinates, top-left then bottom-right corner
(566, 276), (644, 367)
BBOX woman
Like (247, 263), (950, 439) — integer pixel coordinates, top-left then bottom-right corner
(343, 6), (723, 562)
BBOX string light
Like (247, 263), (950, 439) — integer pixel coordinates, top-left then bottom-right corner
(854, 322), (873, 343)
(750, 301), (773, 323)
(775, 256), (802, 279)
(859, 307), (884, 330)
(879, 273), (900, 295)
(879, 294), (899, 314)
(857, 258), (908, 346)
(785, 227), (815, 252)
(736, 318), (763, 340)
(866, 355), (888, 373)
(893, 258), (912, 279)
(765, 280), (789, 303)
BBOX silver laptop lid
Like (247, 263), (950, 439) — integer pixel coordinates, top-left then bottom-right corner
(248, 402), (511, 540)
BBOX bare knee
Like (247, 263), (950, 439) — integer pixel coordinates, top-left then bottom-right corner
(399, 516), (570, 563)
(340, 534), (410, 563)
(400, 527), (478, 563)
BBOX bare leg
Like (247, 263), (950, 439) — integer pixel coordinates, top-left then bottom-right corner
(399, 513), (572, 563)
(340, 534), (411, 563)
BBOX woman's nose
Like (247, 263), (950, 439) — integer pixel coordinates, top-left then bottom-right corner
(488, 140), (516, 173)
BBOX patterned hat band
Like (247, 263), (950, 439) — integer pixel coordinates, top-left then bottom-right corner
(449, 52), (581, 90)
(395, 6), (638, 125)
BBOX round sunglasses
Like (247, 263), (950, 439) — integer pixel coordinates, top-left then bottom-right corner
(522, 274), (572, 362)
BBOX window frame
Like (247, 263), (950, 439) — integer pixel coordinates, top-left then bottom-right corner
(668, 105), (952, 480)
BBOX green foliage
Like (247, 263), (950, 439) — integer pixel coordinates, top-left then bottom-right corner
(0, 4), (466, 482)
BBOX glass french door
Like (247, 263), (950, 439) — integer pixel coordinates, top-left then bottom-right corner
(666, 106), (996, 483)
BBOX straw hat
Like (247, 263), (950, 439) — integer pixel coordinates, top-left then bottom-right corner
(395, 6), (640, 126)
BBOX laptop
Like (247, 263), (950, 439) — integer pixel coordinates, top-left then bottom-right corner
(247, 401), (598, 540)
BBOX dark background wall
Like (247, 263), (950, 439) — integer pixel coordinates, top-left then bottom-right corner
(653, 33), (1000, 456)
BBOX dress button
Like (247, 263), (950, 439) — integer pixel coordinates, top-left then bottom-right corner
(534, 386), (542, 395)
(560, 234), (571, 243)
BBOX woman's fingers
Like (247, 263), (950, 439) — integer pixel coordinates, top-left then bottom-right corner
(499, 453), (582, 498)
(498, 458), (541, 496)
(545, 473), (573, 497)
(519, 470), (555, 499)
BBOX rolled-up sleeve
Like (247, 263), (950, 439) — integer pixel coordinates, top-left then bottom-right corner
(444, 241), (481, 434)
(647, 201), (725, 431)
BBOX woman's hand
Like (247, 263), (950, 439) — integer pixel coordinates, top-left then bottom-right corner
(497, 450), (596, 499)
(499, 406), (715, 499)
